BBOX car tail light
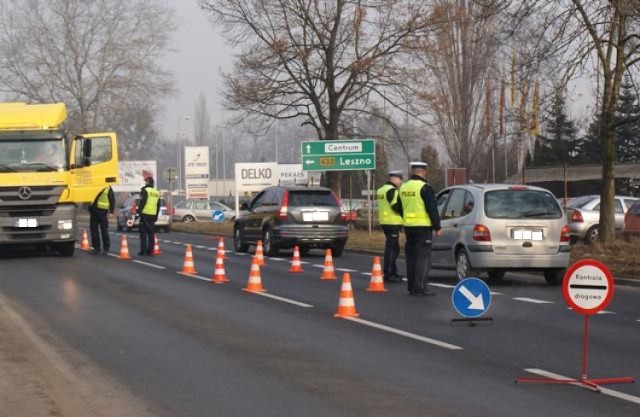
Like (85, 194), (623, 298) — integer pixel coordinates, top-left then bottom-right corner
(331, 191), (348, 221)
(570, 209), (583, 223)
(560, 225), (570, 242)
(473, 224), (491, 241)
(130, 200), (138, 214)
(278, 190), (289, 220)
(166, 203), (174, 215)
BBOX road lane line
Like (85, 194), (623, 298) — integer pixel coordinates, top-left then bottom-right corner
(269, 257), (286, 262)
(596, 310), (615, 315)
(249, 292), (313, 308)
(311, 264), (324, 268)
(523, 368), (640, 405)
(513, 297), (553, 304)
(194, 245), (207, 249)
(177, 272), (211, 282)
(336, 268), (358, 272)
(133, 260), (166, 269)
(342, 317), (463, 350)
(361, 272), (371, 276)
(429, 283), (454, 289)
(207, 247), (216, 251)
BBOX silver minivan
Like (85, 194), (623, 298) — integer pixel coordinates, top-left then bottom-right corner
(432, 184), (571, 285)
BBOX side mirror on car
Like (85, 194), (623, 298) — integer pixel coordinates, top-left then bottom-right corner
(240, 202), (249, 211)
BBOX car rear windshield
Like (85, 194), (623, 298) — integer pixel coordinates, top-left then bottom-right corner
(484, 190), (563, 219)
(566, 195), (595, 209)
(288, 190), (338, 207)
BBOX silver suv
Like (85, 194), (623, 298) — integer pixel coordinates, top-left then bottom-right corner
(432, 184), (571, 285)
(565, 195), (638, 243)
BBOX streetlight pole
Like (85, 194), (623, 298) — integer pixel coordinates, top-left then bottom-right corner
(176, 115), (191, 199)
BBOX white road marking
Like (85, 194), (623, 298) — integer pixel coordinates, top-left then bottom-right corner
(249, 292), (313, 308)
(343, 317), (463, 350)
(522, 368), (640, 405)
(361, 272), (372, 276)
(133, 260), (166, 269)
(336, 268), (358, 272)
(299, 261), (310, 265)
(206, 247), (216, 251)
(596, 310), (615, 315)
(513, 297), (553, 304)
(177, 272), (211, 282)
(171, 241), (182, 245)
(194, 245), (207, 249)
(269, 257), (286, 262)
(429, 283), (455, 289)
(235, 252), (248, 256)
(311, 264), (324, 268)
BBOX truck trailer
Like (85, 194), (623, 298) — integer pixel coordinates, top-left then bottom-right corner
(0, 102), (118, 256)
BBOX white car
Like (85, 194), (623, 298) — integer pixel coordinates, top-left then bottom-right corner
(173, 200), (235, 222)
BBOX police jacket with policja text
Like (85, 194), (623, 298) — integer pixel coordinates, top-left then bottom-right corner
(393, 175), (441, 231)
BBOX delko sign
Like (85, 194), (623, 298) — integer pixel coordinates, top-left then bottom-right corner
(562, 259), (614, 315)
(234, 162), (278, 192)
(301, 139), (376, 171)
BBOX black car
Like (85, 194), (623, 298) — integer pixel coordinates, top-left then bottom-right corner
(233, 186), (349, 257)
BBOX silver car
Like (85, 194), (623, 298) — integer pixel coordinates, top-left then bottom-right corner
(431, 184), (571, 285)
(565, 195), (638, 243)
(173, 200), (235, 222)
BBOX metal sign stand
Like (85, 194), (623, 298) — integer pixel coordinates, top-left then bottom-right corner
(450, 317), (493, 327)
(451, 278), (493, 327)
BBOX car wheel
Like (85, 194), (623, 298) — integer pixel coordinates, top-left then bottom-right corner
(183, 215), (196, 223)
(455, 248), (477, 280)
(584, 226), (599, 244)
(233, 225), (249, 253)
(331, 242), (345, 257)
(263, 228), (279, 256)
(544, 268), (565, 285)
(487, 270), (505, 281)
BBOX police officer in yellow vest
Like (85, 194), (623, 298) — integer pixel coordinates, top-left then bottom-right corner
(89, 185), (115, 254)
(137, 176), (161, 256)
(376, 170), (404, 283)
(394, 162), (441, 296)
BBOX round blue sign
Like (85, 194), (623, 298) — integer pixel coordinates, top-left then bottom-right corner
(452, 277), (492, 318)
(211, 210), (225, 223)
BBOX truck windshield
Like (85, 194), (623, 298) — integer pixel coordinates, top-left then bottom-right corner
(0, 139), (67, 172)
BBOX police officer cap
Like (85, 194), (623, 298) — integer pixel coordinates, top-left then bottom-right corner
(144, 176), (154, 185)
(409, 161), (429, 169)
(388, 170), (403, 179)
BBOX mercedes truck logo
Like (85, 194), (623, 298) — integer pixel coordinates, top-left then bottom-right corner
(17, 186), (32, 200)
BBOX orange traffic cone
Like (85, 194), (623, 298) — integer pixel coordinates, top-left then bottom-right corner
(217, 236), (228, 259)
(366, 256), (388, 292)
(320, 248), (337, 280)
(151, 235), (162, 255)
(243, 256), (266, 292)
(180, 244), (198, 274)
(211, 251), (229, 284)
(289, 245), (304, 273)
(118, 235), (132, 260)
(80, 228), (90, 250)
(335, 273), (359, 318)
(255, 240), (266, 265)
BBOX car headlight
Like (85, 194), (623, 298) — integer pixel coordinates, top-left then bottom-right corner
(57, 220), (74, 230)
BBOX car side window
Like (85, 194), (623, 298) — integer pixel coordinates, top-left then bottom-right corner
(615, 199), (623, 213)
(262, 190), (278, 206)
(250, 192), (266, 209)
(631, 202), (640, 215)
(194, 201), (208, 210)
(436, 191), (451, 217)
(442, 189), (465, 219)
(462, 191), (475, 215)
(624, 199), (638, 211)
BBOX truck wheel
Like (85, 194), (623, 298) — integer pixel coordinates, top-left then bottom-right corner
(56, 241), (75, 257)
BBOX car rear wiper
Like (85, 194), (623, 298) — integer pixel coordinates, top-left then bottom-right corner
(523, 212), (552, 218)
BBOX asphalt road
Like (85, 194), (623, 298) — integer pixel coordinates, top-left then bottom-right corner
(0, 225), (639, 417)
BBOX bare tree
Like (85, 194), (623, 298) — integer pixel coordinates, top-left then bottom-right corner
(0, 0), (176, 134)
(194, 92), (212, 146)
(405, 0), (502, 178)
(509, 0), (640, 243)
(199, 0), (433, 193)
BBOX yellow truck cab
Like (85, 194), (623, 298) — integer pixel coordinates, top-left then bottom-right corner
(0, 102), (118, 256)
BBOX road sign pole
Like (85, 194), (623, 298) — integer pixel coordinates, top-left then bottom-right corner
(515, 259), (634, 390)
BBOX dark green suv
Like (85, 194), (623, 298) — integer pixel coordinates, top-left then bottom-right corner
(233, 186), (349, 257)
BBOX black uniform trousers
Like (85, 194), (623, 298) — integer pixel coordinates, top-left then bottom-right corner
(89, 208), (110, 251)
(404, 227), (433, 293)
(139, 214), (157, 254)
(381, 225), (401, 277)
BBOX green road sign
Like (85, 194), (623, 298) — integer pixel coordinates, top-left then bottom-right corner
(301, 139), (376, 171)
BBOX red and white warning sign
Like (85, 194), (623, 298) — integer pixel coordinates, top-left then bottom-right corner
(562, 259), (614, 315)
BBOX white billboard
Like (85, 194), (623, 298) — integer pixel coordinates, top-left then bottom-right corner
(184, 146), (210, 200)
(277, 164), (307, 184)
(114, 160), (157, 192)
(234, 162), (278, 192)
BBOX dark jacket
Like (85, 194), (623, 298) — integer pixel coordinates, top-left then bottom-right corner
(90, 186), (115, 214)
(393, 175), (441, 231)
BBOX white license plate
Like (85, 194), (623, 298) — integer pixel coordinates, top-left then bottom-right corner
(17, 218), (38, 228)
(512, 229), (543, 240)
(303, 211), (329, 222)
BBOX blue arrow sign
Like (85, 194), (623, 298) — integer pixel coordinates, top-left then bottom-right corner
(212, 210), (225, 223)
(452, 278), (492, 318)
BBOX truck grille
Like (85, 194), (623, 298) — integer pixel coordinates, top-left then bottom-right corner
(0, 186), (63, 217)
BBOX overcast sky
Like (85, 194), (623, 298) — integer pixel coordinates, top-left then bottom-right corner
(159, 1), (233, 144)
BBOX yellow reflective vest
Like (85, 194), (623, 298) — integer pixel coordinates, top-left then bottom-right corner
(376, 183), (403, 226)
(96, 187), (111, 210)
(398, 179), (432, 227)
(141, 187), (160, 216)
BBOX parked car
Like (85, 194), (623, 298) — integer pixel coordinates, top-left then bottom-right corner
(173, 200), (235, 222)
(233, 185), (349, 257)
(565, 195), (638, 243)
(116, 194), (172, 232)
(431, 184), (570, 285)
(622, 199), (640, 239)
